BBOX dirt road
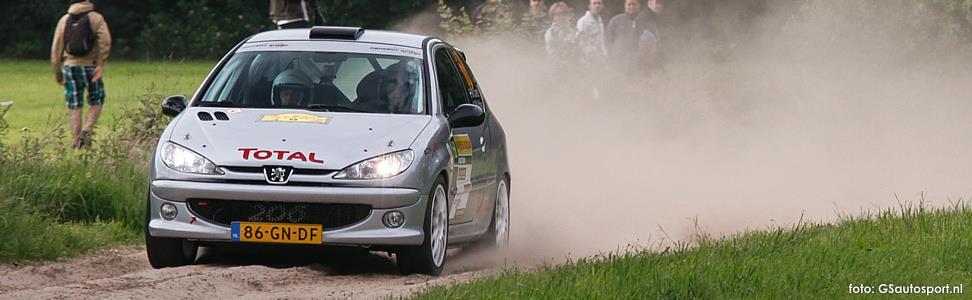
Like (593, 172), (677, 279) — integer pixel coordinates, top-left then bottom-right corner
(0, 245), (503, 299)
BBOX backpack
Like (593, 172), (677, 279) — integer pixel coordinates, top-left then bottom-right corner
(63, 12), (96, 56)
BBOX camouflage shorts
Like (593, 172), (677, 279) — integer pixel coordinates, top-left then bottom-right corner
(63, 66), (105, 110)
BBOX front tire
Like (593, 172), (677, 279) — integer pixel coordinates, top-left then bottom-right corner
(397, 177), (449, 275)
(144, 201), (197, 268)
(146, 234), (198, 269)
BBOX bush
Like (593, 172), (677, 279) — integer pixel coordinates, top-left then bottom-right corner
(0, 87), (170, 262)
(0, 201), (136, 262)
(0, 0), (430, 60)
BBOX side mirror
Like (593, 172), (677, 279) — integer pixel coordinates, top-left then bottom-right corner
(448, 104), (485, 128)
(161, 95), (187, 117)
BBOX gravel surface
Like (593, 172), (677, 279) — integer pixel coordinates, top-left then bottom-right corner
(0, 245), (505, 299)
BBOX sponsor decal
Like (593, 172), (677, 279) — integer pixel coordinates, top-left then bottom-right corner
(449, 181), (473, 219)
(452, 134), (473, 157)
(238, 148), (325, 165)
(456, 164), (471, 182)
(368, 46), (423, 58)
(227, 108), (244, 114)
(448, 134), (475, 220)
(450, 165), (473, 219)
(450, 192), (469, 219)
(259, 113), (329, 124)
(240, 43), (289, 49)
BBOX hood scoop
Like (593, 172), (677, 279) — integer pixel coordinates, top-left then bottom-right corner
(197, 111), (230, 121)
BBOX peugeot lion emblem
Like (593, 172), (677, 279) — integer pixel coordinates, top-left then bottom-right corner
(264, 166), (293, 184)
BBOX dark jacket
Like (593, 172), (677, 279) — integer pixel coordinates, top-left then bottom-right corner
(270, 0), (315, 25)
(605, 13), (639, 62)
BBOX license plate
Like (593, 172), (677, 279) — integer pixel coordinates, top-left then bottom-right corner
(231, 222), (323, 245)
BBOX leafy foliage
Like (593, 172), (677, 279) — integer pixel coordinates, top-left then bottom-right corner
(318, 0), (431, 29)
(437, 0), (545, 41)
(438, 0), (475, 38)
(0, 61), (206, 262)
(0, 0), (429, 60)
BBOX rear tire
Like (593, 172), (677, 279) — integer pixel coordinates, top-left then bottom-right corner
(477, 178), (510, 250)
(397, 177), (449, 275)
(144, 200), (197, 269)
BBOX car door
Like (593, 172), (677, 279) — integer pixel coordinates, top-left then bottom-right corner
(450, 49), (499, 221)
(433, 46), (488, 225)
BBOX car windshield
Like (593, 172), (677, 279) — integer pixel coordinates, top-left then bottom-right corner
(198, 51), (425, 114)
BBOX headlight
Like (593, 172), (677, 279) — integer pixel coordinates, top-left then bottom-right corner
(160, 142), (223, 175)
(333, 150), (414, 180)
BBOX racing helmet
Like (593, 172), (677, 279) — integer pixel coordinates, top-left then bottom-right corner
(271, 69), (314, 107)
(378, 62), (419, 111)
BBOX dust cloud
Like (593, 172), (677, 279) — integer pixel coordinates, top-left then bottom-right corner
(402, 1), (972, 262)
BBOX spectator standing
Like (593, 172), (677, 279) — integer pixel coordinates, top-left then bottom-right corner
(575, 0), (606, 64)
(636, 0), (664, 67)
(605, 0), (641, 65)
(270, 0), (324, 29)
(544, 2), (578, 65)
(520, 0), (548, 41)
(528, 0), (547, 15)
(472, 0), (515, 34)
(50, 0), (111, 149)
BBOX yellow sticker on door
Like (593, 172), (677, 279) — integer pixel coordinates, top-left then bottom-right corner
(452, 134), (473, 157)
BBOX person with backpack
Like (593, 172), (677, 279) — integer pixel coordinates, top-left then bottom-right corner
(50, 0), (111, 149)
(270, 0), (325, 29)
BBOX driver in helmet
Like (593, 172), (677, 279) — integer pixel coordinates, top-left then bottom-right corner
(379, 62), (418, 113)
(272, 69), (314, 107)
(353, 62), (418, 114)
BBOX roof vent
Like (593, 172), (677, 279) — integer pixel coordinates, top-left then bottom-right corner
(309, 26), (364, 40)
(213, 111), (229, 121)
(197, 112), (213, 121)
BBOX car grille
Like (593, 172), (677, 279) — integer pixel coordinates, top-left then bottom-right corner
(187, 199), (370, 229)
(222, 166), (334, 176)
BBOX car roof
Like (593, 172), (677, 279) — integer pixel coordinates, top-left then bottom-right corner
(247, 27), (432, 49)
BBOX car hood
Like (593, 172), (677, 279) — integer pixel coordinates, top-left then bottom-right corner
(166, 108), (432, 170)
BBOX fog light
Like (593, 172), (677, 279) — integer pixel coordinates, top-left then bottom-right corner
(382, 211), (405, 228)
(160, 203), (178, 220)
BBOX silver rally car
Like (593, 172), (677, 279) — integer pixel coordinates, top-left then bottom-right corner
(146, 27), (510, 275)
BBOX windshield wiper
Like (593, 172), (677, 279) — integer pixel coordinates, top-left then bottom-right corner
(198, 100), (238, 107)
(306, 104), (365, 112)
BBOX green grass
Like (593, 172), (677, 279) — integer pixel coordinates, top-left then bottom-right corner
(0, 156), (149, 263)
(0, 59), (211, 143)
(0, 159), (147, 231)
(0, 59), (209, 263)
(0, 201), (138, 262)
(414, 204), (972, 299)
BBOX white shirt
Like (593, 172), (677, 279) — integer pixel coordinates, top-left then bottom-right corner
(575, 10), (607, 63)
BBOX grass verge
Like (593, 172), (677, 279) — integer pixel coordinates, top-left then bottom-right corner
(0, 201), (138, 262)
(0, 60), (183, 263)
(414, 204), (972, 299)
(0, 159), (146, 231)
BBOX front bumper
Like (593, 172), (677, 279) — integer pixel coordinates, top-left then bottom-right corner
(146, 180), (426, 246)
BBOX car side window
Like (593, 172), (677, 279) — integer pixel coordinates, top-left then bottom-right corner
(434, 48), (471, 116)
(449, 50), (483, 107)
